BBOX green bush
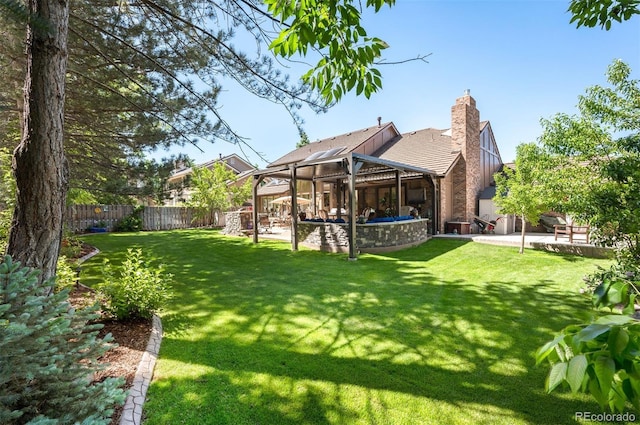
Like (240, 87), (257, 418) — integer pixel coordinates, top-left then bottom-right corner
(98, 248), (171, 320)
(55, 256), (78, 293)
(0, 255), (126, 424)
(60, 227), (83, 258)
(114, 206), (144, 232)
(537, 261), (640, 412)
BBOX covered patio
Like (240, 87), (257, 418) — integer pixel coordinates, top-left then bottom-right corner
(252, 152), (440, 259)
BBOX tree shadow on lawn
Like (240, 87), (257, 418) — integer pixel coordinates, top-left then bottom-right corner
(149, 253), (601, 423)
(81, 231), (606, 424)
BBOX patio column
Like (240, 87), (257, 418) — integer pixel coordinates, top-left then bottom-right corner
(290, 166), (298, 251)
(335, 179), (342, 220)
(346, 154), (363, 260)
(430, 175), (440, 235)
(252, 174), (264, 244)
(395, 170), (401, 216)
(311, 179), (317, 216)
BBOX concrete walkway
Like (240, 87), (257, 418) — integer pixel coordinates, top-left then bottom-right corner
(434, 232), (611, 258)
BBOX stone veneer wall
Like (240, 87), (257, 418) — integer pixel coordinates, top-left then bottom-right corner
(297, 219), (431, 254)
(222, 211), (253, 235)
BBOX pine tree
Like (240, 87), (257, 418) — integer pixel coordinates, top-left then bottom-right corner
(0, 256), (126, 424)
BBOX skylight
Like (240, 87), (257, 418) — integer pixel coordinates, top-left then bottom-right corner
(304, 146), (346, 161)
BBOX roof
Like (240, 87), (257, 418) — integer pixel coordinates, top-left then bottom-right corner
(375, 128), (460, 176)
(257, 180), (289, 197)
(268, 122), (396, 168)
(255, 152), (437, 184)
(266, 118), (498, 179)
(168, 154), (256, 181)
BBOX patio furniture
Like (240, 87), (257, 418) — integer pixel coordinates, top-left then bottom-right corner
(258, 214), (272, 234)
(539, 214), (566, 233)
(554, 224), (590, 244)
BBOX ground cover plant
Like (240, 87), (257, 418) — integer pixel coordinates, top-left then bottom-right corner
(79, 230), (614, 425)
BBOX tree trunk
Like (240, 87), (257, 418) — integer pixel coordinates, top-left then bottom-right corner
(7, 0), (70, 286)
(519, 214), (526, 254)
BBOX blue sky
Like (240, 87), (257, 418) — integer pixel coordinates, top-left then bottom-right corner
(151, 0), (640, 167)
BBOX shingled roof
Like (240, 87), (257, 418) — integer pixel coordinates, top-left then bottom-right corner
(268, 122), (396, 168)
(374, 128), (459, 176)
(267, 120), (494, 177)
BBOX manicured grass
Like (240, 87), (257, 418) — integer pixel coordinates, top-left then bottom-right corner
(80, 230), (611, 424)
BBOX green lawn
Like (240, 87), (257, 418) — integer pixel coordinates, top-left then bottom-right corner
(80, 230), (612, 425)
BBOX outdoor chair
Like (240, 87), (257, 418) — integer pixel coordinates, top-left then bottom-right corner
(554, 224), (590, 244)
(258, 215), (272, 234)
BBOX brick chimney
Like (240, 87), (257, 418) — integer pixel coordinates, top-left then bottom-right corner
(451, 90), (481, 221)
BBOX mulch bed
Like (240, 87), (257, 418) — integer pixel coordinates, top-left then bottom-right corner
(67, 246), (153, 425)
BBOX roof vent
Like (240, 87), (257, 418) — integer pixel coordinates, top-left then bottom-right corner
(377, 116), (382, 127)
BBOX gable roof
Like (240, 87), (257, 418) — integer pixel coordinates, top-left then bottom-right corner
(169, 154), (256, 181)
(266, 118), (500, 179)
(268, 122), (397, 168)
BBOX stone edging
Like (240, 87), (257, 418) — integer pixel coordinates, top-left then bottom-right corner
(77, 247), (101, 263)
(119, 314), (163, 425)
(75, 246), (163, 425)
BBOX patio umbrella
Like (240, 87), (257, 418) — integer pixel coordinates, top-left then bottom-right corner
(270, 196), (311, 205)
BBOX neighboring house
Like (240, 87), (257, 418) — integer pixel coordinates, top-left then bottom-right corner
(255, 91), (504, 234)
(165, 153), (256, 206)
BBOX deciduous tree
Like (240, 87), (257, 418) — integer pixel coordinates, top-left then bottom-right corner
(568, 0), (640, 30)
(188, 162), (252, 222)
(493, 143), (554, 254)
(539, 60), (640, 260)
(535, 60), (640, 412)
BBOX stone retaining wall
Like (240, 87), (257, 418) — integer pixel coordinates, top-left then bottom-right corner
(298, 219), (431, 253)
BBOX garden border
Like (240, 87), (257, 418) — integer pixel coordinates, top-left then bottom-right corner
(119, 314), (163, 425)
(76, 246), (164, 425)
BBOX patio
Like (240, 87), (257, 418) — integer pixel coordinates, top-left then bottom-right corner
(252, 152), (439, 259)
(261, 229), (611, 258)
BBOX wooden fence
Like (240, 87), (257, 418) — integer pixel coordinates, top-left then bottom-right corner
(65, 205), (220, 233)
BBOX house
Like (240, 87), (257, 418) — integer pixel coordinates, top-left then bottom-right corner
(255, 91), (504, 235)
(165, 153), (256, 206)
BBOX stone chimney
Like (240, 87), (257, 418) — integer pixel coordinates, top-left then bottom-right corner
(451, 90), (481, 221)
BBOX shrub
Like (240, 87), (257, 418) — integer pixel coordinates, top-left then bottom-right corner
(60, 228), (83, 259)
(537, 261), (640, 412)
(0, 255), (126, 424)
(98, 248), (171, 320)
(114, 206), (144, 232)
(55, 256), (78, 293)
